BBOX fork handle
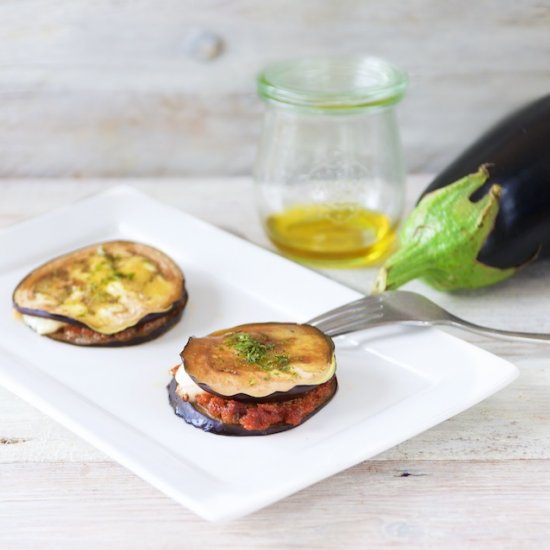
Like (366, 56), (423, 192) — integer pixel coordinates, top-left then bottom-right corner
(435, 319), (550, 342)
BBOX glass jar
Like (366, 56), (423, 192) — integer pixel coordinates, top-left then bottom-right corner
(254, 56), (408, 268)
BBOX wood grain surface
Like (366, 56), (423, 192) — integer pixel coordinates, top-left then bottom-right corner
(0, 1), (548, 177)
(1, 176), (550, 548)
(2, 460), (550, 548)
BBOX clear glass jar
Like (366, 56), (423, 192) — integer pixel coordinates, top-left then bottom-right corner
(254, 57), (408, 268)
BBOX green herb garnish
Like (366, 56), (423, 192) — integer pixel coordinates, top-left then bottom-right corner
(230, 332), (273, 363)
(228, 332), (293, 374)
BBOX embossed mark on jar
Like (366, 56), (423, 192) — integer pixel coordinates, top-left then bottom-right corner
(304, 151), (371, 206)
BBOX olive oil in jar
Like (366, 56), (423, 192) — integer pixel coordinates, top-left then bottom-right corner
(265, 203), (396, 267)
(255, 58), (407, 269)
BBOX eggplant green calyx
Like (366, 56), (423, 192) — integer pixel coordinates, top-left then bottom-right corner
(373, 166), (517, 292)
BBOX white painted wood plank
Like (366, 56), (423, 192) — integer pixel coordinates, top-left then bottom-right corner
(1, 460), (550, 548)
(0, 0), (547, 175)
(1, 0), (548, 93)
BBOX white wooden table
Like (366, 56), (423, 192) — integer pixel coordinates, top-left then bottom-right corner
(1, 177), (550, 548)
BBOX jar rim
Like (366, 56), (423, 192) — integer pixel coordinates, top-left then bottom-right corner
(257, 56), (408, 111)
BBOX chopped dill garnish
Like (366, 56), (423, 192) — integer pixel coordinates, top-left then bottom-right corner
(230, 332), (273, 363)
(264, 354), (292, 373)
(228, 332), (293, 374)
(274, 354), (289, 368)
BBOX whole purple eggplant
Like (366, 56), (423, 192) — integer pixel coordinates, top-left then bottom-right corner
(375, 95), (550, 292)
(425, 94), (550, 268)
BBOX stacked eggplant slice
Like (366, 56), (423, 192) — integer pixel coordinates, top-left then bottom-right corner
(169, 323), (337, 436)
(12, 241), (187, 346)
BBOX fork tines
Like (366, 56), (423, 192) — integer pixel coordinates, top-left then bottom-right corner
(308, 296), (384, 337)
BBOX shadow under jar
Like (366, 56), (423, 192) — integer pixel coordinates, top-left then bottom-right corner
(254, 57), (408, 268)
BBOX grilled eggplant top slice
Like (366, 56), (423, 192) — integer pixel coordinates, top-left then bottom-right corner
(13, 241), (185, 335)
(181, 322), (335, 399)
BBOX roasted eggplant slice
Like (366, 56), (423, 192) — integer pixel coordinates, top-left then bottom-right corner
(181, 323), (336, 400)
(13, 241), (187, 346)
(45, 300), (186, 347)
(167, 375), (338, 436)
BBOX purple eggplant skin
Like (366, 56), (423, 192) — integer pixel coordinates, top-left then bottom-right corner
(13, 291), (188, 330)
(422, 94), (550, 269)
(167, 377), (338, 436)
(15, 292), (187, 347)
(168, 379), (253, 435)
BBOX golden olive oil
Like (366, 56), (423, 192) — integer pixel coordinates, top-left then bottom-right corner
(265, 204), (396, 268)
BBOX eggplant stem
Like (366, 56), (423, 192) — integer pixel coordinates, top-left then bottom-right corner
(373, 244), (432, 293)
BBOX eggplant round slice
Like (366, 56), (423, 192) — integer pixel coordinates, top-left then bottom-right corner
(181, 323), (336, 400)
(167, 376), (338, 436)
(46, 297), (187, 347)
(13, 240), (187, 345)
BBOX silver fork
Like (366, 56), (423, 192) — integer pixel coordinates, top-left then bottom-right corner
(308, 290), (550, 342)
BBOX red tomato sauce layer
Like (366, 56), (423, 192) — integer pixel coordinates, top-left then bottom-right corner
(195, 377), (337, 431)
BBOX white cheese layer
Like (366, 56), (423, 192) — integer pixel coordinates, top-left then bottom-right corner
(174, 364), (205, 401)
(22, 315), (67, 335)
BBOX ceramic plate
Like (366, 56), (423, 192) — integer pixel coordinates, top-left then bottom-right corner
(0, 187), (518, 521)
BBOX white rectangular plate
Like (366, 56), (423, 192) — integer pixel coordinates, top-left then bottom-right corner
(0, 186), (518, 521)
